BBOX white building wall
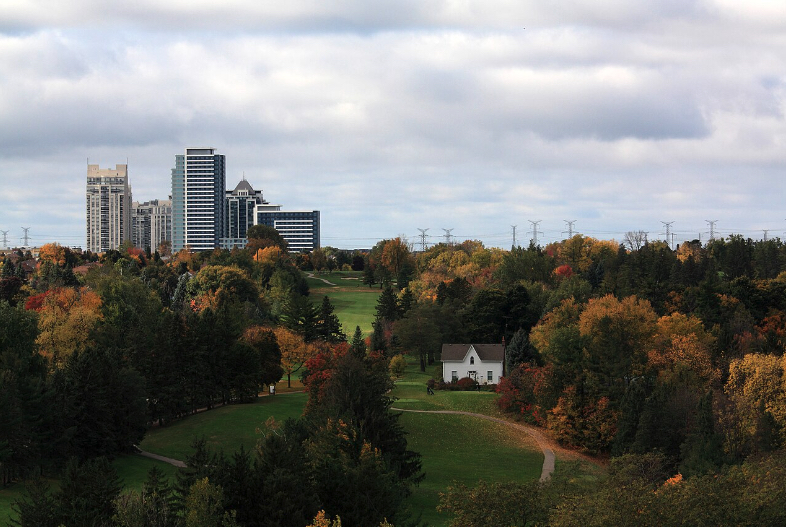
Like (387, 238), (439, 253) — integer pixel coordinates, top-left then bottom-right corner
(442, 346), (503, 384)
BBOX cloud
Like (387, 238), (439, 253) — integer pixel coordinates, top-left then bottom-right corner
(1, 1), (786, 249)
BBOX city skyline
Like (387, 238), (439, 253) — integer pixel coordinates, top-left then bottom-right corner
(2, 1), (786, 249)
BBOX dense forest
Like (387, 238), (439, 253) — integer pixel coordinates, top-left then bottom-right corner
(3, 231), (786, 525)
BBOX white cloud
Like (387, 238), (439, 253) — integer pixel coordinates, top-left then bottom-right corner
(1, 1), (786, 248)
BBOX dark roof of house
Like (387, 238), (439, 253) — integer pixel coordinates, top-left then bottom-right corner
(441, 344), (504, 362)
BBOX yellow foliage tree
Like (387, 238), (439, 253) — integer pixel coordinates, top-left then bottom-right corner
(38, 242), (68, 267)
(36, 287), (103, 366)
(648, 312), (718, 387)
(275, 326), (316, 388)
(253, 245), (284, 265)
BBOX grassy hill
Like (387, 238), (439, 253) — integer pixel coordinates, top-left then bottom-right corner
(305, 270), (380, 335)
(391, 359), (544, 526)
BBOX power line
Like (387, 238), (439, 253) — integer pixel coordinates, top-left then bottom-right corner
(563, 220), (576, 239)
(528, 220), (542, 247)
(705, 220), (718, 241)
(660, 221), (674, 249)
(442, 228), (454, 246)
(417, 228), (429, 252)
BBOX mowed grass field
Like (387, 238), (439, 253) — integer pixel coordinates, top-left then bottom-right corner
(140, 392), (308, 461)
(0, 455), (178, 525)
(305, 270), (380, 335)
(391, 358), (544, 526)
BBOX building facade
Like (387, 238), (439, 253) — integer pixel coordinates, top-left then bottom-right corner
(132, 199), (172, 252)
(255, 210), (320, 252)
(441, 344), (504, 385)
(225, 179), (277, 239)
(86, 164), (132, 253)
(171, 148), (226, 252)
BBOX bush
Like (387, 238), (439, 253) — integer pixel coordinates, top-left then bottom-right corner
(389, 354), (407, 378)
(426, 378), (436, 389)
(456, 377), (478, 391)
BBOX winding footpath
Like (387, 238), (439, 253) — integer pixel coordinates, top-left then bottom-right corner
(136, 448), (186, 468)
(391, 408), (556, 481)
(306, 272), (338, 286)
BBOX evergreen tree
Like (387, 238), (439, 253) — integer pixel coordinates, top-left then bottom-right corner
(374, 286), (400, 323)
(350, 326), (366, 358)
(57, 456), (122, 527)
(397, 288), (414, 316)
(281, 295), (320, 342)
(370, 321), (388, 354)
(11, 475), (60, 527)
(505, 328), (539, 371)
(315, 296), (346, 343)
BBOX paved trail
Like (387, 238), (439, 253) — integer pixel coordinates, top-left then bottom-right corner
(391, 408), (556, 481)
(307, 273), (337, 286)
(136, 449), (186, 468)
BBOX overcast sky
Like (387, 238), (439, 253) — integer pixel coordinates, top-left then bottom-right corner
(2, 1), (785, 250)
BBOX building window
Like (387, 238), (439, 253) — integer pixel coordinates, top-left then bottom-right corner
(488, 371), (494, 383)
(470, 356), (475, 365)
(451, 371), (458, 382)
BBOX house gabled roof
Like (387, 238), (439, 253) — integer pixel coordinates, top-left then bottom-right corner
(441, 344), (504, 363)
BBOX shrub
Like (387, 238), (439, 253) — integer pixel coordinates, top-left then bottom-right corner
(389, 354), (407, 378)
(456, 377), (478, 391)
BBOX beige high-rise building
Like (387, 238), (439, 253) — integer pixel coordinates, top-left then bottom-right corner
(86, 164), (132, 253)
(132, 199), (172, 252)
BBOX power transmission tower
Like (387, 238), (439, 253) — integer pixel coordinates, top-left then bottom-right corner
(21, 227), (30, 247)
(442, 228), (454, 246)
(511, 225), (517, 247)
(563, 220), (576, 239)
(417, 228), (429, 252)
(528, 220), (542, 247)
(0, 230), (8, 249)
(705, 220), (718, 242)
(660, 221), (674, 249)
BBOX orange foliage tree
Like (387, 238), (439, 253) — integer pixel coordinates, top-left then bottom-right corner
(35, 287), (103, 366)
(275, 326), (318, 387)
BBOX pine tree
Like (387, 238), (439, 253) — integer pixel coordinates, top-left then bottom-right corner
(316, 296), (346, 343)
(350, 326), (366, 358)
(370, 321), (387, 354)
(374, 286), (399, 323)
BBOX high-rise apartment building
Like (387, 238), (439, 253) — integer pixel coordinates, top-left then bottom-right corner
(171, 148), (226, 252)
(132, 199), (172, 252)
(256, 210), (320, 252)
(86, 164), (132, 253)
(225, 179), (281, 239)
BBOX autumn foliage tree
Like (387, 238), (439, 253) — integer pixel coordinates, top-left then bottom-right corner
(275, 327), (316, 387)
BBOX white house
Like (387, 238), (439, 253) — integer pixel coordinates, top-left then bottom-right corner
(441, 344), (504, 384)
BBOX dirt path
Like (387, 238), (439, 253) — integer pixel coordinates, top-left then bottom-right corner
(136, 449), (186, 468)
(307, 272), (338, 286)
(391, 408), (556, 481)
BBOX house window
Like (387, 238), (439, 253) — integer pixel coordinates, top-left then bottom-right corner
(451, 371), (458, 382)
(470, 356), (475, 365)
(468, 371), (477, 379)
(488, 371), (494, 383)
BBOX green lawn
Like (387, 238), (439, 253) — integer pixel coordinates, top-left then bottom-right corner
(402, 412), (543, 526)
(391, 359), (502, 416)
(306, 271), (380, 335)
(0, 455), (178, 525)
(140, 392), (307, 461)
(392, 357), (544, 526)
